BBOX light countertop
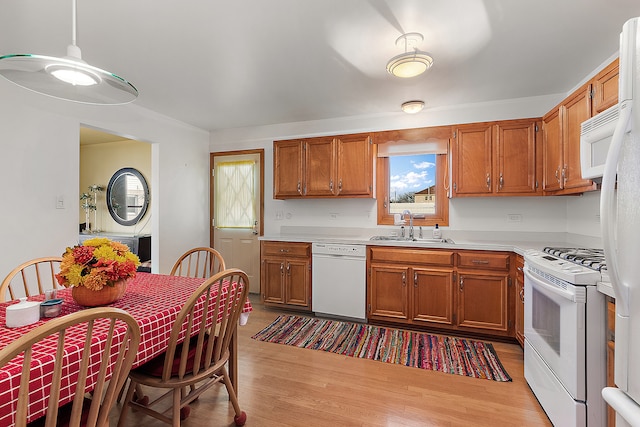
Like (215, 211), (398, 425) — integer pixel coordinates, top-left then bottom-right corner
(261, 227), (603, 256)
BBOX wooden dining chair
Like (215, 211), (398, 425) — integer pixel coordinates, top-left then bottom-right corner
(169, 247), (225, 278)
(118, 268), (250, 427)
(0, 257), (65, 302)
(0, 307), (141, 427)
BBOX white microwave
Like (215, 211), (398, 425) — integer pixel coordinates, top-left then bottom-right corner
(580, 104), (619, 179)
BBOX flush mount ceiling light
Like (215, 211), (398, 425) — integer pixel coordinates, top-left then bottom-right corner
(0, 0), (137, 105)
(401, 100), (425, 114)
(386, 32), (434, 78)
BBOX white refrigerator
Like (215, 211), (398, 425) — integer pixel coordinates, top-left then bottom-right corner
(601, 16), (640, 427)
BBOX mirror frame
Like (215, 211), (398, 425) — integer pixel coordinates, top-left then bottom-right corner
(106, 167), (150, 226)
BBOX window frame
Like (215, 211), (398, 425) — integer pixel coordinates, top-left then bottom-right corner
(374, 126), (450, 227)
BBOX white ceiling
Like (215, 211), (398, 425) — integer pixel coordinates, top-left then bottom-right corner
(2, 0), (640, 133)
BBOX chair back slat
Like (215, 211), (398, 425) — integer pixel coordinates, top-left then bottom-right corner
(169, 247), (225, 279)
(0, 308), (141, 427)
(1, 257), (65, 302)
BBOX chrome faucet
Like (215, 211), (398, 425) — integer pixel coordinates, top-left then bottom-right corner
(401, 209), (414, 239)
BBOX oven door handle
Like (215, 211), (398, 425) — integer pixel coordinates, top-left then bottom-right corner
(525, 269), (577, 302)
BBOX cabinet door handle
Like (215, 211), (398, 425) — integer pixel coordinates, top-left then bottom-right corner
(486, 173), (491, 189)
(459, 276), (464, 291)
(517, 266), (523, 272)
(414, 271), (418, 288)
(338, 179), (343, 193)
(402, 271), (406, 287)
(555, 168), (561, 183)
(329, 179), (333, 191)
(280, 262), (284, 274)
(297, 181), (302, 194)
(520, 287), (525, 302)
(499, 173), (504, 189)
(286, 263), (291, 275)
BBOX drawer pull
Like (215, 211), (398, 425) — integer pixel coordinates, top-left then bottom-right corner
(279, 249), (290, 253)
(471, 260), (490, 264)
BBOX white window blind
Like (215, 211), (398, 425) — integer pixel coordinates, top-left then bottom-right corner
(377, 138), (448, 156)
(214, 160), (256, 228)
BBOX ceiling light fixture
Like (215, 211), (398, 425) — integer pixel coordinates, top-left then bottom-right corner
(0, 0), (137, 105)
(386, 33), (433, 78)
(401, 100), (425, 114)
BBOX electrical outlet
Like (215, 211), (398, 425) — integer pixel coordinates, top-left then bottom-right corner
(329, 213), (339, 220)
(507, 214), (522, 223)
(275, 210), (284, 220)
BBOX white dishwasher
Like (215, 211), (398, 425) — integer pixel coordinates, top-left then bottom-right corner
(312, 243), (367, 322)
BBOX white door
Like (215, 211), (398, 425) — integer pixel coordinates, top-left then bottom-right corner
(211, 151), (263, 293)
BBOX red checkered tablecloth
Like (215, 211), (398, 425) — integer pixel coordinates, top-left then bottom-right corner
(0, 272), (252, 426)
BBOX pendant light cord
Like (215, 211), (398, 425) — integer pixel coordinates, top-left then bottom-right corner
(71, 0), (77, 47)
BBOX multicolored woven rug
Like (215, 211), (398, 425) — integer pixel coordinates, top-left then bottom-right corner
(251, 314), (512, 382)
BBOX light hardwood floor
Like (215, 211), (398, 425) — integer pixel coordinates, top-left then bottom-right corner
(112, 294), (551, 426)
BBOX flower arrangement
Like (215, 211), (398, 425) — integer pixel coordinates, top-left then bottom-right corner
(56, 237), (140, 291)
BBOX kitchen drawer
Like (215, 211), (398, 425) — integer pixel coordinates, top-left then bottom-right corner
(457, 251), (510, 271)
(261, 241), (310, 258)
(368, 247), (455, 266)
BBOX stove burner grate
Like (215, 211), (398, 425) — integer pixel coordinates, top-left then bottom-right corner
(542, 247), (606, 271)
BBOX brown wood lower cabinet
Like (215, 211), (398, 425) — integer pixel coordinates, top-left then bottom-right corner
(367, 246), (513, 339)
(260, 241), (311, 310)
(456, 270), (509, 334)
(515, 254), (525, 347)
(413, 267), (455, 326)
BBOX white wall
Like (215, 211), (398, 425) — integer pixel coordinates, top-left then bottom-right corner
(0, 80), (210, 277)
(210, 94), (602, 240)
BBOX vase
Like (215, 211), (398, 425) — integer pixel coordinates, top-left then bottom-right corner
(71, 279), (128, 307)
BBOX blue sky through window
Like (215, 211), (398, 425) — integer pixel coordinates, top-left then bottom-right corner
(389, 154), (436, 200)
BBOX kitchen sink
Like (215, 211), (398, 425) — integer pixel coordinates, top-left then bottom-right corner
(369, 236), (455, 244)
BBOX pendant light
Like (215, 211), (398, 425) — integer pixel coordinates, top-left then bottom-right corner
(0, 0), (137, 104)
(387, 33), (433, 78)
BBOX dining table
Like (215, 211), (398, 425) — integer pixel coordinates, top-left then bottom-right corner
(0, 272), (252, 426)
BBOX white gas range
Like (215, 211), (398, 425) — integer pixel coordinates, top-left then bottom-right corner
(524, 247), (607, 427)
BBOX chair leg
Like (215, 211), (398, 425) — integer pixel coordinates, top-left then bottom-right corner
(172, 388), (182, 427)
(117, 378), (138, 427)
(221, 367), (246, 426)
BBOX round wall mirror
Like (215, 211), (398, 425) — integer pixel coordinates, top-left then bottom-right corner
(106, 167), (150, 226)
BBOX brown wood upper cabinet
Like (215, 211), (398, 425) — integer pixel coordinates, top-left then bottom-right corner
(273, 133), (373, 199)
(542, 58), (618, 195)
(451, 118), (540, 197)
(592, 58), (619, 115)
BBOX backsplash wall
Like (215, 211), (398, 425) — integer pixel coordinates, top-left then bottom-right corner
(266, 194), (597, 236)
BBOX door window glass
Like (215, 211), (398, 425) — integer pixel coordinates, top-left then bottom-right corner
(214, 160), (256, 228)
